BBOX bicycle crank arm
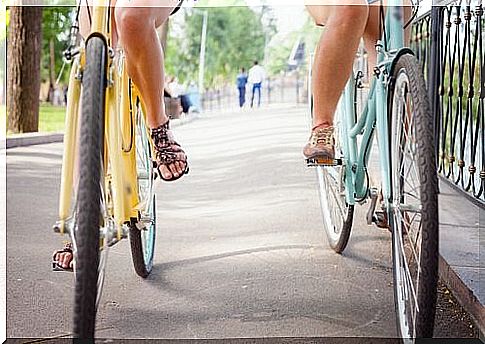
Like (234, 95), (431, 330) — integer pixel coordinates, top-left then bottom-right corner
(366, 187), (378, 225)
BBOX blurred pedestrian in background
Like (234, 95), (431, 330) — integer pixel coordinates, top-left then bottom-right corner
(236, 67), (248, 108)
(187, 81), (201, 113)
(248, 61), (265, 108)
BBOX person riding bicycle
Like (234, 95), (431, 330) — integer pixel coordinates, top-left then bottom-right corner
(53, 0), (188, 271)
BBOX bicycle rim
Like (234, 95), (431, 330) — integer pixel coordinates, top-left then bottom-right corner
(129, 99), (156, 277)
(389, 54), (438, 339)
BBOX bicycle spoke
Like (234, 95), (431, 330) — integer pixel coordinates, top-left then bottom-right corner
(324, 169), (346, 219)
(396, 211), (420, 315)
(401, 211), (422, 269)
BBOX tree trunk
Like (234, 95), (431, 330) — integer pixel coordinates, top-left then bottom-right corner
(48, 38), (56, 103)
(7, 6), (42, 133)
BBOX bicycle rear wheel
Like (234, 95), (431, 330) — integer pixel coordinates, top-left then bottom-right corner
(72, 36), (107, 339)
(129, 96), (156, 278)
(389, 53), (438, 339)
(314, 98), (354, 253)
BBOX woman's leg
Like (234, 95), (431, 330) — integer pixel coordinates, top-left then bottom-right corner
(303, 2), (369, 159)
(115, 0), (187, 180)
(306, 2), (369, 129)
(53, 1), (182, 270)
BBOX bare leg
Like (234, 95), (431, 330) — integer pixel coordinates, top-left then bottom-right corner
(363, 2), (412, 79)
(307, 3), (369, 129)
(115, 0), (186, 180)
(363, 4), (381, 77)
(53, 1), (182, 270)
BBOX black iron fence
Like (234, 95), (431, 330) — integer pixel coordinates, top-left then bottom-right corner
(413, 0), (484, 202)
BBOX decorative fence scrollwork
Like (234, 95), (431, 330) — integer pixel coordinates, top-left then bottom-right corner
(413, 0), (484, 202)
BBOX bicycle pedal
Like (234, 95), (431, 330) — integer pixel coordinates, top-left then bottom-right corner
(306, 157), (342, 167)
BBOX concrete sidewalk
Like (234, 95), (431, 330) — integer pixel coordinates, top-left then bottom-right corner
(4, 106), (484, 335)
(438, 180), (485, 334)
(368, 140), (484, 336)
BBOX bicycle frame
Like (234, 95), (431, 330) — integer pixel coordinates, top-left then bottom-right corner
(56, 1), (151, 245)
(339, 0), (409, 207)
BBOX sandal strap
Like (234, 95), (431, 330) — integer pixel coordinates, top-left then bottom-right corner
(53, 242), (73, 259)
(150, 121), (187, 166)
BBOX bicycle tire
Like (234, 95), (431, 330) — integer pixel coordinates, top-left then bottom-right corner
(388, 53), (438, 339)
(129, 197), (156, 278)
(73, 36), (107, 339)
(314, 99), (354, 253)
(317, 166), (354, 253)
(129, 100), (156, 278)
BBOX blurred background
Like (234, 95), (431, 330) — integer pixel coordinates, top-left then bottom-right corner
(2, 2), (323, 134)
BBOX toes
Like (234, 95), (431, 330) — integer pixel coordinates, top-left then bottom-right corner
(175, 152), (187, 174)
(168, 163), (179, 178)
(175, 161), (183, 174)
(60, 252), (73, 268)
(159, 165), (173, 180)
(54, 252), (73, 269)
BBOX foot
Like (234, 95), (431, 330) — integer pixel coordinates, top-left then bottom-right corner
(303, 125), (335, 159)
(52, 242), (74, 271)
(151, 121), (189, 182)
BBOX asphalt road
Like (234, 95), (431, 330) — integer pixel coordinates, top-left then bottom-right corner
(6, 104), (478, 340)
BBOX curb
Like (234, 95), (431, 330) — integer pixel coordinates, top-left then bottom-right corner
(439, 255), (485, 336)
(6, 132), (64, 149)
(5, 113), (200, 149)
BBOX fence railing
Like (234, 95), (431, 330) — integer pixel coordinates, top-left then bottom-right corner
(200, 71), (308, 112)
(413, 0), (484, 202)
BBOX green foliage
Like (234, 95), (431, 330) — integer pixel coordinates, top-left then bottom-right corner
(42, 7), (74, 85)
(265, 15), (321, 75)
(165, 7), (267, 88)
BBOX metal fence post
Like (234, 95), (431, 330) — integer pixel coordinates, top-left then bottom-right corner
(428, 6), (443, 165)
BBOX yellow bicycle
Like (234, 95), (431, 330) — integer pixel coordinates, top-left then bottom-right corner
(53, 1), (157, 338)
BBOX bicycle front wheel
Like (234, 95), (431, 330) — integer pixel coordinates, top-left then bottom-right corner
(73, 36), (107, 339)
(389, 53), (439, 339)
(129, 97), (156, 278)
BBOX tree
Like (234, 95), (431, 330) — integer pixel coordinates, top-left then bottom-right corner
(41, 7), (73, 101)
(165, 6), (267, 88)
(265, 16), (320, 75)
(7, 6), (42, 133)
(1, 9), (8, 105)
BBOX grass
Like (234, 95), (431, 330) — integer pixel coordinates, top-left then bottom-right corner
(38, 104), (66, 133)
(5, 103), (66, 136)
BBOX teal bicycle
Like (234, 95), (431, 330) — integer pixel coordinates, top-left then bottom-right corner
(308, 1), (439, 340)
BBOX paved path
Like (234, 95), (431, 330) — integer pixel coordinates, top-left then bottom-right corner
(5, 105), (477, 339)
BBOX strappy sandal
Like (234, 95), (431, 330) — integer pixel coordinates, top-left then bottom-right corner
(151, 121), (189, 182)
(52, 242), (74, 272)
